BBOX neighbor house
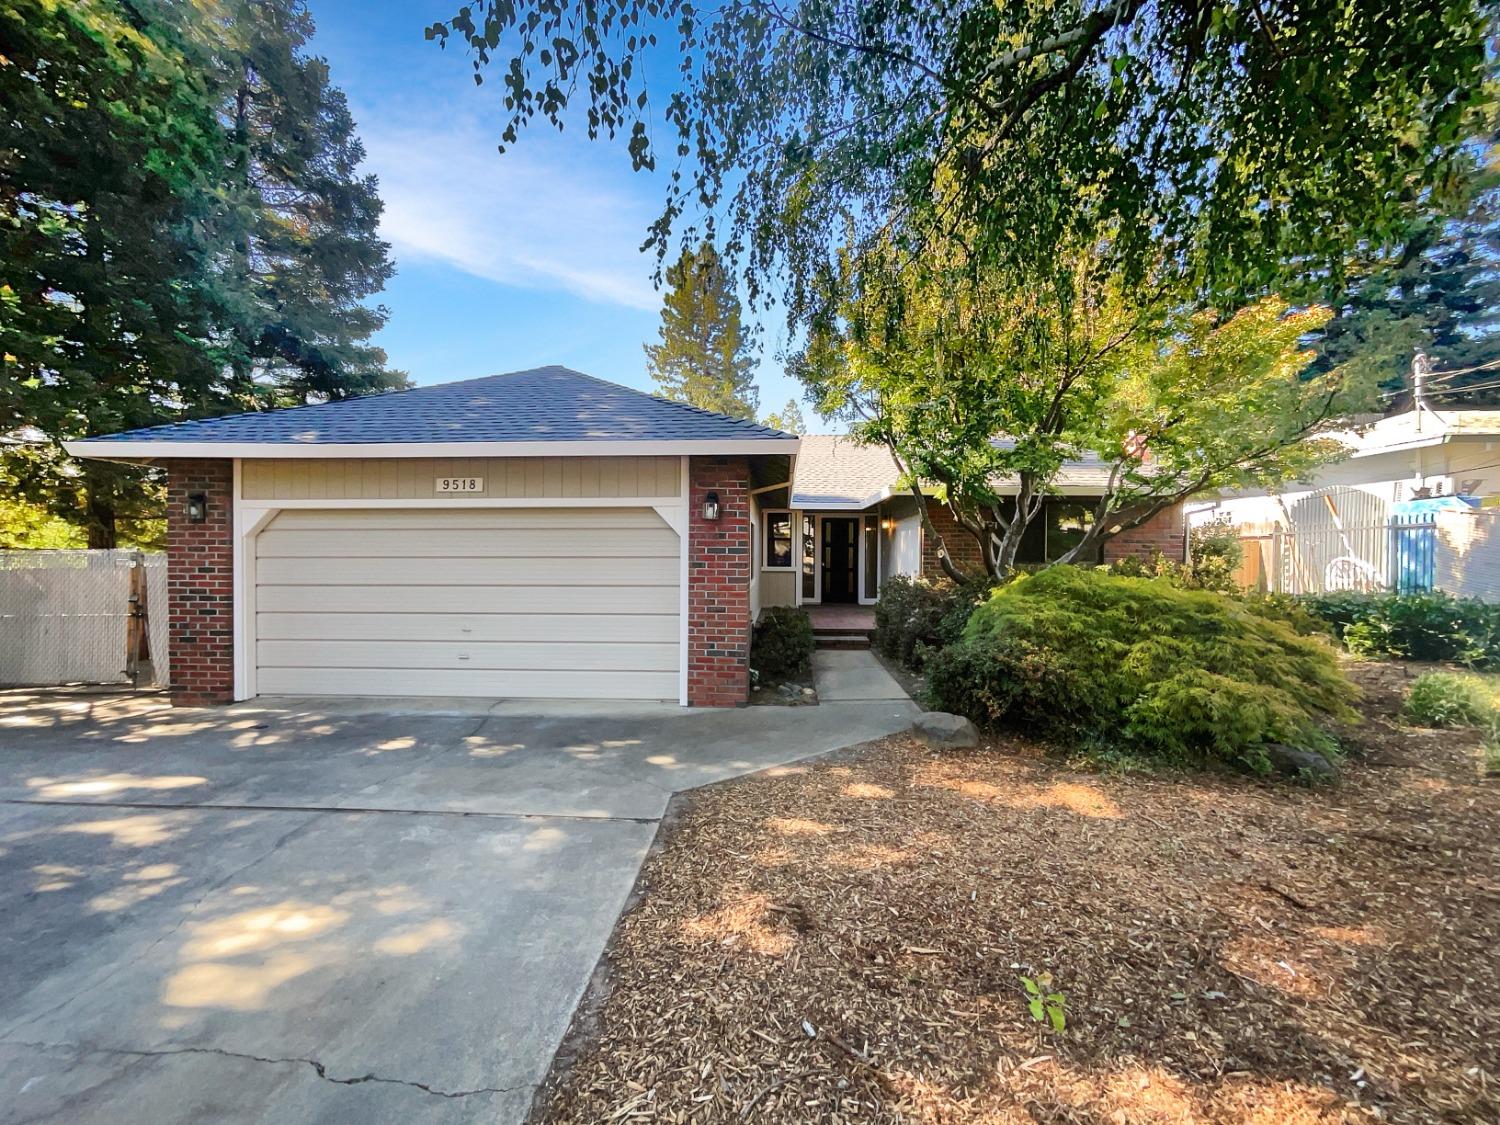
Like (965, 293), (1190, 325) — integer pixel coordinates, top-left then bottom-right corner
(66, 367), (1184, 708)
(1204, 406), (1500, 530)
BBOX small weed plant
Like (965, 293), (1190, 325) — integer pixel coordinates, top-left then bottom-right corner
(1020, 972), (1067, 1032)
(1403, 671), (1494, 728)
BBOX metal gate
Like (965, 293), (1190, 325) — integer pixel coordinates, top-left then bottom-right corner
(0, 550), (168, 687)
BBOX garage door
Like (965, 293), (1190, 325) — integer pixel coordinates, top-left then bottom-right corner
(253, 508), (680, 699)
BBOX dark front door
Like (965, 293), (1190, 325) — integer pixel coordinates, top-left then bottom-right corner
(820, 518), (859, 603)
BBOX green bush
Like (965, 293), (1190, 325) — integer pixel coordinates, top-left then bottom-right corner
(1403, 671), (1495, 728)
(1300, 591), (1500, 667)
(874, 575), (991, 669)
(1104, 517), (1243, 594)
(925, 566), (1357, 772)
(750, 607), (815, 680)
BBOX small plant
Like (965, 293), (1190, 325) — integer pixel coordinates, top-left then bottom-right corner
(1020, 972), (1067, 1032)
(749, 607), (815, 680)
(1403, 671), (1494, 728)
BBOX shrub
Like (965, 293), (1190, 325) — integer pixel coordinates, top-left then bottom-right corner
(1105, 516), (1243, 594)
(1403, 671), (1495, 728)
(874, 575), (992, 668)
(926, 566), (1356, 772)
(1301, 591), (1500, 667)
(750, 607), (814, 680)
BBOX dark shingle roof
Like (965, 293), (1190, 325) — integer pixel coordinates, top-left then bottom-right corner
(86, 367), (793, 445)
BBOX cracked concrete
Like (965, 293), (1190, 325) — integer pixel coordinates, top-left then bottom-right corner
(0, 690), (915, 1123)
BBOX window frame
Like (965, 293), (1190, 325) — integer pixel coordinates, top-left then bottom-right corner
(762, 508), (796, 571)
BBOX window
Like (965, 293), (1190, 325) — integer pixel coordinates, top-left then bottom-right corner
(1046, 502), (1100, 563)
(763, 510), (794, 569)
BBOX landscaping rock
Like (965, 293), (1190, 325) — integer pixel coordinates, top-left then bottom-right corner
(1264, 743), (1339, 781)
(913, 711), (979, 748)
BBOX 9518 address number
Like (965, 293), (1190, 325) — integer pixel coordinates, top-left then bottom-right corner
(435, 477), (483, 493)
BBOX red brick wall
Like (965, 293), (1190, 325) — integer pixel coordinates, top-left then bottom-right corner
(166, 460), (234, 705)
(921, 504), (986, 580)
(688, 456), (751, 707)
(1102, 504), (1187, 564)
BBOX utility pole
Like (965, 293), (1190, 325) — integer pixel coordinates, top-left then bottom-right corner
(1412, 349), (1431, 432)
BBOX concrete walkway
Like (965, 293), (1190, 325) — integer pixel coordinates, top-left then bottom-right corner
(0, 690), (917, 1124)
(812, 649), (912, 702)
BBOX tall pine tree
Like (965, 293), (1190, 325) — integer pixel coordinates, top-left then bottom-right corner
(1, 0), (405, 546)
(1314, 131), (1500, 407)
(0, 0), (238, 546)
(212, 0), (406, 405)
(644, 242), (759, 419)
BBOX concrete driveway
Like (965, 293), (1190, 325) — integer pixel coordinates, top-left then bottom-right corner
(0, 688), (916, 1124)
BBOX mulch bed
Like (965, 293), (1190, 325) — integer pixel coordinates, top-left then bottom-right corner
(533, 661), (1499, 1124)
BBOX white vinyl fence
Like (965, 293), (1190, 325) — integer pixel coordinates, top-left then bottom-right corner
(0, 550), (168, 687)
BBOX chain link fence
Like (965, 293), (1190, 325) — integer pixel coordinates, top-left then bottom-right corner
(0, 550), (169, 687)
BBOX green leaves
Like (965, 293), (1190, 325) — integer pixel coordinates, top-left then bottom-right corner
(433, 0), (1491, 320)
(1020, 972), (1068, 1032)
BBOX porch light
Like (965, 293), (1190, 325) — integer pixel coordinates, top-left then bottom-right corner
(702, 491), (721, 520)
(186, 492), (208, 523)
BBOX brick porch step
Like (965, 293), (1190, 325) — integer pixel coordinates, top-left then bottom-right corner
(814, 631), (871, 650)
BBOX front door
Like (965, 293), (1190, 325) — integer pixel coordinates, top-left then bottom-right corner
(820, 518), (859, 603)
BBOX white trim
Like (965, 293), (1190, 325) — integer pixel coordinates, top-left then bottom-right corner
(858, 513), (879, 605)
(678, 455), (690, 706)
(760, 508), (796, 571)
(66, 437), (800, 461)
(238, 495), (686, 511)
(749, 480), (793, 495)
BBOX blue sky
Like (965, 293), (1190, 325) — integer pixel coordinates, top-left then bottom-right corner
(307, 0), (824, 429)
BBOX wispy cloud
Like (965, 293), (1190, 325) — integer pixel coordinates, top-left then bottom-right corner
(360, 113), (663, 310)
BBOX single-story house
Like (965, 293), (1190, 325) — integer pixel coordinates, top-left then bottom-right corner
(1204, 406), (1500, 530)
(66, 367), (1183, 707)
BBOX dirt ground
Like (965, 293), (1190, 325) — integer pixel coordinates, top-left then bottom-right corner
(534, 661), (1499, 1124)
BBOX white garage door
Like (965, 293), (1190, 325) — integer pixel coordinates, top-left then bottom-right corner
(253, 508), (680, 700)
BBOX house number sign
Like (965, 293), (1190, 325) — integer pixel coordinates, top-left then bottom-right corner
(435, 477), (484, 493)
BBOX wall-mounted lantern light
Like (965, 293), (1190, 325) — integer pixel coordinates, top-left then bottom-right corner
(702, 491), (721, 520)
(186, 492), (208, 523)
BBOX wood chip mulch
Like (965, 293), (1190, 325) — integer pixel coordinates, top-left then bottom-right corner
(533, 661), (1499, 1124)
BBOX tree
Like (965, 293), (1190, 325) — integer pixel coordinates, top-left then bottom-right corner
(644, 242), (759, 418)
(212, 0), (407, 406)
(430, 0), (1493, 321)
(764, 399), (806, 434)
(0, 0), (238, 546)
(1313, 134), (1500, 406)
(1, 0), (404, 546)
(798, 241), (1373, 581)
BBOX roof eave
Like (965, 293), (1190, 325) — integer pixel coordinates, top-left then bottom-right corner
(64, 437), (802, 462)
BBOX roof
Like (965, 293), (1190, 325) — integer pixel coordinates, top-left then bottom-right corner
(791, 436), (903, 508)
(66, 367), (798, 459)
(1342, 407), (1500, 458)
(790, 434), (1120, 510)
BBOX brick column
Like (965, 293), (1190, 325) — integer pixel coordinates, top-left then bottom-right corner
(1102, 504), (1187, 564)
(687, 456), (751, 707)
(166, 459), (234, 705)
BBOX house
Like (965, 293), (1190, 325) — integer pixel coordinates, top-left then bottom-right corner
(1206, 406), (1500, 530)
(66, 367), (1183, 708)
(751, 435), (1185, 617)
(1201, 406), (1500, 595)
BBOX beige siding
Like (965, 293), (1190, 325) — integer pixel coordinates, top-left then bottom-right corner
(241, 456), (683, 501)
(253, 507), (680, 700)
(758, 570), (797, 608)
